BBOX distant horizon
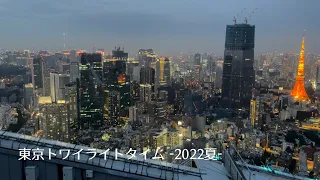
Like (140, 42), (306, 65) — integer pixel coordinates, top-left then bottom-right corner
(0, 0), (319, 56)
(0, 45), (317, 58)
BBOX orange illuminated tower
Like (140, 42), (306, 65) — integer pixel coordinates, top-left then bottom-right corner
(291, 36), (310, 101)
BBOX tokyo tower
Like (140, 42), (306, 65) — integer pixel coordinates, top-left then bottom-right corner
(291, 36), (310, 101)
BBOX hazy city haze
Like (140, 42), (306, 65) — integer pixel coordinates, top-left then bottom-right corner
(0, 0), (319, 55)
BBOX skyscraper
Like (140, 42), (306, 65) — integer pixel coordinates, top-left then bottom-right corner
(103, 47), (131, 124)
(164, 58), (171, 85)
(24, 83), (34, 110)
(194, 53), (201, 66)
(221, 23), (255, 109)
(138, 49), (156, 68)
(112, 47), (131, 112)
(194, 53), (201, 81)
(50, 73), (70, 103)
(126, 59), (139, 81)
(104, 91), (120, 125)
(140, 84), (152, 103)
(140, 66), (155, 101)
(155, 57), (171, 88)
(38, 97), (70, 142)
(69, 50), (80, 83)
(32, 56), (45, 95)
(140, 67), (155, 91)
(70, 62), (79, 82)
(291, 36), (310, 101)
(79, 53), (103, 128)
(42, 67), (52, 97)
(131, 80), (140, 101)
(65, 82), (79, 132)
(315, 65), (320, 91)
(70, 50), (77, 62)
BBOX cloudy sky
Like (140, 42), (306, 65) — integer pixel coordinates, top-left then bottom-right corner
(0, 0), (319, 56)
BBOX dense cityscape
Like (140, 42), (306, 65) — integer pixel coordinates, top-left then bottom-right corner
(0, 2), (320, 180)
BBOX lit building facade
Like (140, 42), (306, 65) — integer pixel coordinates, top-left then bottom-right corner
(65, 82), (79, 131)
(104, 91), (120, 125)
(79, 53), (103, 128)
(250, 97), (263, 128)
(314, 151), (320, 176)
(151, 128), (183, 150)
(140, 67), (155, 102)
(131, 80), (140, 102)
(138, 49), (156, 68)
(140, 84), (152, 103)
(38, 99), (70, 142)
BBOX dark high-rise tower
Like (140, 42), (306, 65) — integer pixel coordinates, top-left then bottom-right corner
(194, 53), (201, 81)
(164, 58), (171, 85)
(112, 47), (131, 112)
(79, 53), (103, 128)
(103, 47), (131, 125)
(140, 67), (155, 102)
(32, 56), (45, 95)
(194, 53), (201, 66)
(316, 65), (320, 91)
(140, 67), (155, 87)
(221, 23), (255, 109)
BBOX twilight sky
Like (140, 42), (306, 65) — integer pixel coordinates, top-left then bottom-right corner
(0, 0), (319, 56)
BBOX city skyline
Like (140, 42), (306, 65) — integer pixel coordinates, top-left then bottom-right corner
(0, 1), (320, 180)
(0, 0), (319, 56)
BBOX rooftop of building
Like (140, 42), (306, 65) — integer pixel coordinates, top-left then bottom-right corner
(0, 130), (312, 180)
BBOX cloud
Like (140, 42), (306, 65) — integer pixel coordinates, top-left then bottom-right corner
(0, 0), (319, 54)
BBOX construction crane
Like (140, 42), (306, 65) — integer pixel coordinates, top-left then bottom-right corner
(244, 8), (258, 24)
(233, 8), (246, 24)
